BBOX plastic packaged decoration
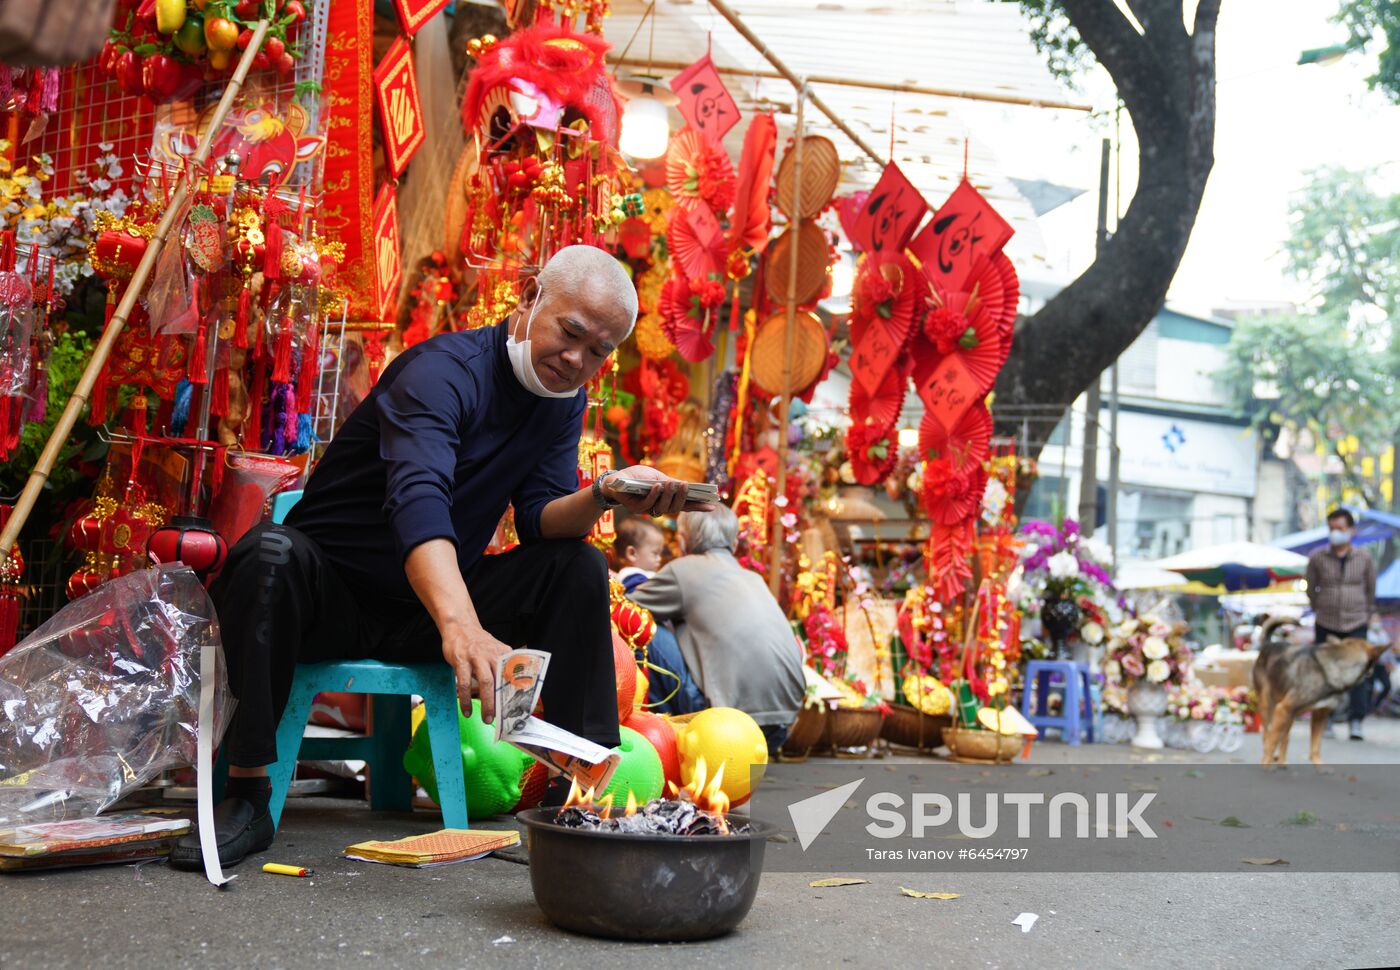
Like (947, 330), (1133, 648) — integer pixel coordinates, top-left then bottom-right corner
(0, 565), (232, 826)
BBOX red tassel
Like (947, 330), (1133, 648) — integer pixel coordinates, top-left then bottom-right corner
(244, 364), (265, 450)
(259, 276), (274, 310)
(295, 320), (320, 412)
(233, 288), (250, 348)
(210, 445), (227, 498)
(0, 588), (19, 657)
(90, 365), (109, 424)
(0, 397), (10, 461)
(263, 222), (283, 280)
(188, 323), (208, 384)
(210, 365), (229, 416)
(271, 320), (293, 383)
(128, 393), (147, 434)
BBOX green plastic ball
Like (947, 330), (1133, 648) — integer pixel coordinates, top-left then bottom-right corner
(402, 699), (532, 819)
(599, 725), (665, 806)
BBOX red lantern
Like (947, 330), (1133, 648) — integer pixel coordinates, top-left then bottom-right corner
(91, 228), (150, 281)
(66, 562), (105, 600)
(610, 596), (656, 651)
(146, 515), (228, 580)
(67, 511), (105, 552)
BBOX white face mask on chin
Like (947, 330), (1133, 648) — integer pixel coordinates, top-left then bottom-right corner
(506, 289), (578, 400)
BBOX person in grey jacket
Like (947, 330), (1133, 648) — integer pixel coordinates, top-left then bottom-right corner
(628, 505), (805, 753)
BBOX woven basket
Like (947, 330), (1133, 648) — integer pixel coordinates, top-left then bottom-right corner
(763, 221), (830, 307)
(749, 311), (828, 396)
(779, 704), (828, 761)
(774, 135), (841, 219)
(822, 707), (885, 757)
(943, 726), (1022, 764)
(880, 705), (951, 751)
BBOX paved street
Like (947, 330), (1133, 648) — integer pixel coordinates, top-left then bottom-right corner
(3, 718), (1397, 970)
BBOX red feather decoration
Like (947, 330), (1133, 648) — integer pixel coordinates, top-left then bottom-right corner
(727, 113), (777, 254)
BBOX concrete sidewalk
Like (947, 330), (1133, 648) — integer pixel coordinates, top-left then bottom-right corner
(3, 718), (1397, 970)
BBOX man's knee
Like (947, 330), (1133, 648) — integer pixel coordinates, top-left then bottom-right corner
(212, 524), (316, 622)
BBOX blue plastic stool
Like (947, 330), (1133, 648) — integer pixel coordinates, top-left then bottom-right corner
(1020, 660), (1095, 745)
(265, 659), (469, 829)
(216, 488), (470, 828)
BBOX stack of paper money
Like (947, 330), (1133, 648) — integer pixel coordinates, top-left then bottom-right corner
(344, 828), (520, 868)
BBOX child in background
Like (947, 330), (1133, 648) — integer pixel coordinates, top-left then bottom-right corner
(611, 515), (707, 716)
(615, 517), (667, 595)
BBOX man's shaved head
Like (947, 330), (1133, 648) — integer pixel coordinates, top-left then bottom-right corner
(537, 245), (638, 335)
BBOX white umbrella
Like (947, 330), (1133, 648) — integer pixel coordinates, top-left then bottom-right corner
(1114, 561), (1188, 590)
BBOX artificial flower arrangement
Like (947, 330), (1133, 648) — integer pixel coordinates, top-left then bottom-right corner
(1102, 614), (1193, 689)
(830, 675), (892, 715)
(1166, 682), (1254, 724)
(1014, 517), (1121, 647)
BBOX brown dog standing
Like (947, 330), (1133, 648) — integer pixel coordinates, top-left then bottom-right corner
(1253, 617), (1390, 765)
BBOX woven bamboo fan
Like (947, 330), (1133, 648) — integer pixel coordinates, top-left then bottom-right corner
(443, 141), (479, 255)
(774, 135), (840, 220)
(763, 221), (829, 307)
(750, 311), (828, 396)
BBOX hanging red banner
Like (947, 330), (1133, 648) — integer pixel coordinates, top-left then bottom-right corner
(908, 179), (1014, 295)
(670, 53), (741, 142)
(915, 353), (980, 433)
(392, 0), (449, 36)
(849, 319), (902, 398)
(847, 162), (927, 255)
(373, 184), (403, 322)
(373, 35), (425, 179)
(321, 0), (377, 320)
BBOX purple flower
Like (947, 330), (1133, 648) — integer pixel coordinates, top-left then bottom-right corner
(1079, 561), (1111, 586)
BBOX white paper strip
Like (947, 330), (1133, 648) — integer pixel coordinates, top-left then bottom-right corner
(197, 638), (235, 887)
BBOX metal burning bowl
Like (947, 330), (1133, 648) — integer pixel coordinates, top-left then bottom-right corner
(516, 807), (777, 941)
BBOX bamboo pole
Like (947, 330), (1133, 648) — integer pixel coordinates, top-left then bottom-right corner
(700, 0), (886, 167)
(0, 20), (274, 561)
(768, 86), (806, 597)
(609, 56), (1095, 115)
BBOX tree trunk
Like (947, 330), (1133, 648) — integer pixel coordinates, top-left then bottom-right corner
(995, 0), (1222, 458)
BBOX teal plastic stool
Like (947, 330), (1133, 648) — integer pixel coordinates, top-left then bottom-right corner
(217, 488), (470, 828)
(266, 660), (470, 829)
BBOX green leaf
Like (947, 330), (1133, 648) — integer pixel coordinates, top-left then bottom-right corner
(876, 302), (894, 319)
(958, 326), (979, 350)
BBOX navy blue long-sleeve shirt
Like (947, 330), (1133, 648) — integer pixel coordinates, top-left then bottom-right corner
(286, 323), (584, 602)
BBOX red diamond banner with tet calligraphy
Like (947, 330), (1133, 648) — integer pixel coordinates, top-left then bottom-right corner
(373, 36), (425, 179)
(373, 184), (403, 322)
(392, 0), (450, 36)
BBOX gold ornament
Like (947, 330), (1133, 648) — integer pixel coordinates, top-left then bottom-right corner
(633, 311), (674, 361)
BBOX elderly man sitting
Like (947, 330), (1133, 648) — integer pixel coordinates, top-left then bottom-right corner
(173, 246), (711, 870)
(628, 505), (805, 753)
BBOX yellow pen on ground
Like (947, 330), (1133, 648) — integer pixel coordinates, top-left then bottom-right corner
(262, 863), (311, 877)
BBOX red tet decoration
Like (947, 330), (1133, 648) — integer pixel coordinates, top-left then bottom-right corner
(373, 36), (426, 179)
(908, 178), (1014, 295)
(391, 0), (450, 36)
(848, 162), (927, 255)
(146, 515), (229, 581)
(670, 53), (741, 142)
(372, 184), (403, 322)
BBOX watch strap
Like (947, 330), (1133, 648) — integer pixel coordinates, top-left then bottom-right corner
(592, 469), (621, 509)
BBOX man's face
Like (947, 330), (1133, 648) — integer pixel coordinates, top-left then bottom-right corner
(512, 277), (631, 393)
(1328, 517), (1354, 546)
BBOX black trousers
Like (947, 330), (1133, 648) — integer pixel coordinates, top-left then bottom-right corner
(212, 523), (622, 768)
(1315, 624), (1373, 723)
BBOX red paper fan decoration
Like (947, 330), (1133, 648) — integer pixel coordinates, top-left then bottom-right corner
(727, 112), (777, 255)
(659, 274), (717, 362)
(848, 357), (907, 431)
(927, 520), (975, 602)
(665, 128), (736, 214)
(918, 401), (992, 468)
(918, 402), (992, 526)
(985, 250), (1020, 344)
(916, 292), (1004, 394)
(848, 251), (922, 397)
(666, 203), (726, 280)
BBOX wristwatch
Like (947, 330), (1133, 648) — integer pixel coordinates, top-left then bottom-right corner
(592, 469), (622, 510)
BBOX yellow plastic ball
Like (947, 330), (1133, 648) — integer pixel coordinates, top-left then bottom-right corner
(672, 707), (768, 807)
(634, 666), (649, 710)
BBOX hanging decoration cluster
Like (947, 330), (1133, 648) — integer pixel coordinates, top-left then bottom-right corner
(842, 164), (1019, 601)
